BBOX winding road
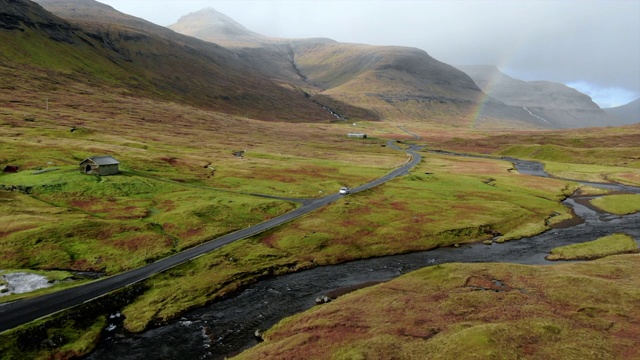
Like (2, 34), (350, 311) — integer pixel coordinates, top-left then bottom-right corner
(0, 143), (422, 333)
(86, 155), (640, 360)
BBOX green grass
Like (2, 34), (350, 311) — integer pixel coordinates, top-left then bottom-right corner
(0, 167), (297, 274)
(233, 256), (640, 359)
(0, 283), (146, 360)
(547, 233), (638, 261)
(0, 316), (106, 360)
(497, 143), (640, 169)
(543, 162), (640, 185)
(589, 194), (640, 215)
(492, 144), (640, 186)
(2, 17), (640, 359)
(120, 153), (576, 331)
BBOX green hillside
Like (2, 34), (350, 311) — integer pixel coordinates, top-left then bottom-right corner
(2, 0), (338, 122)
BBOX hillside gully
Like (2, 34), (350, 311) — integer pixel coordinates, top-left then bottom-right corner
(86, 159), (640, 360)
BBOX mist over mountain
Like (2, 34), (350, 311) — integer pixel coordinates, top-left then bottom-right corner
(169, 8), (268, 47)
(604, 98), (640, 125)
(457, 65), (622, 128)
(169, 8), (564, 128)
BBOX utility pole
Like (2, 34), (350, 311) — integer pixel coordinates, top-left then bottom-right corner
(45, 98), (49, 111)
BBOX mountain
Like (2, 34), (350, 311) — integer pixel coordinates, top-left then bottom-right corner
(604, 98), (640, 125)
(169, 9), (552, 128)
(5, 0), (338, 122)
(7, 1), (615, 129)
(168, 8), (269, 48)
(458, 65), (615, 128)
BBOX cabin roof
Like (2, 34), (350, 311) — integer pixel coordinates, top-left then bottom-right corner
(82, 156), (120, 166)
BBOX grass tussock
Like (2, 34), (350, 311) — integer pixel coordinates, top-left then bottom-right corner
(589, 194), (640, 215)
(547, 233), (639, 261)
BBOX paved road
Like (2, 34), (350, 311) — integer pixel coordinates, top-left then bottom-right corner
(0, 145), (422, 333)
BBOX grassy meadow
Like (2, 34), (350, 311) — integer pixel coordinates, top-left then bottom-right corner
(392, 121), (640, 187)
(1, 84), (408, 277)
(235, 255), (640, 360)
(547, 233), (638, 261)
(2, 75), (640, 359)
(0, 168), (298, 276)
(119, 152), (576, 332)
(589, 194), (640, 215)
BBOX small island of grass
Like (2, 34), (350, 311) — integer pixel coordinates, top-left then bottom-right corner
(546, 233), (638, 261)
(589, 194), (640, 215)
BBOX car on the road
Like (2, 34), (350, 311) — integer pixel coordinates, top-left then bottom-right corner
(339, 187), (350, 195)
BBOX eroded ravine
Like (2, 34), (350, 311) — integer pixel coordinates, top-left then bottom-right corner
(86, 158), (640, 360)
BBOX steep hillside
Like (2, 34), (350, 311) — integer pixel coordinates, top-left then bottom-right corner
(604, 98), (640, 125)
(170, 8), (548, 128)
(459, 65), (615, 128)
(5, 0), (335, 122)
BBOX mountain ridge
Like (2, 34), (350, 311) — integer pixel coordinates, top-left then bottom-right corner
(8, 0), (347, 122)
(169, 8), (553, 128)
(604, 98), (640, 125)
(169, 8), (269, 47)
(458, 65), (620, 127)
(8, 1), (621, 129)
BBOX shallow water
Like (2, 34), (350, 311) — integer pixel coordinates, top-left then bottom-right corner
(86, 160), (640, 360)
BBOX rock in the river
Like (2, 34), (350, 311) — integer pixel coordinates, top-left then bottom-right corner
(315, 295), (332, 304)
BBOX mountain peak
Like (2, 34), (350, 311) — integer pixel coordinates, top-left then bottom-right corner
(169, 7), (265, 45)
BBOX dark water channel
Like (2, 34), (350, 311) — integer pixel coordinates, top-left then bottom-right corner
(86, 159), (640, 360)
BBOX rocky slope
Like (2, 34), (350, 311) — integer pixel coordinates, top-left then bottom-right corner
(458, 65), (616, 128)
(7, 0), (337, 122)
(170, 8), (549, 128)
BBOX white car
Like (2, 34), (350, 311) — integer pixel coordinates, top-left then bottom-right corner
(339, 187), (350, 195)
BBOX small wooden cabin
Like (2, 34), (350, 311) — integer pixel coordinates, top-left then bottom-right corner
(79, 156), (120, 176)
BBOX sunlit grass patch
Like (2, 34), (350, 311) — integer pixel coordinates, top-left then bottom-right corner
(589, 194), (640, 215)
(0, 169), (297, 274)
(547, 233), (638, 261)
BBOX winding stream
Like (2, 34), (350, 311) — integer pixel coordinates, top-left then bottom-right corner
(86, 158), (640, 360)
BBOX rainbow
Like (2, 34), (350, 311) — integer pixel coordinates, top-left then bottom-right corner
(466, 48), (524, 128)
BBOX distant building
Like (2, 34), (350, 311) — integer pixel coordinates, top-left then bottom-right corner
(79, 156), (120, 176)
(2, 165), (19, 173)
(347, 133), (368, 139)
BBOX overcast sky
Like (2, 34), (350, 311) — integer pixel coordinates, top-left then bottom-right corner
(97, 0), (640, 108)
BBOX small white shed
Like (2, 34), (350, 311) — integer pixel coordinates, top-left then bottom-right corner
(347, 133), (368, 139)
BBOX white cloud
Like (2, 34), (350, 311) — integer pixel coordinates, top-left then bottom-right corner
(566, 81), (639, 109)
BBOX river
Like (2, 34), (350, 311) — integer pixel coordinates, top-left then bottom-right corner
(86, 158), (640, 360)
